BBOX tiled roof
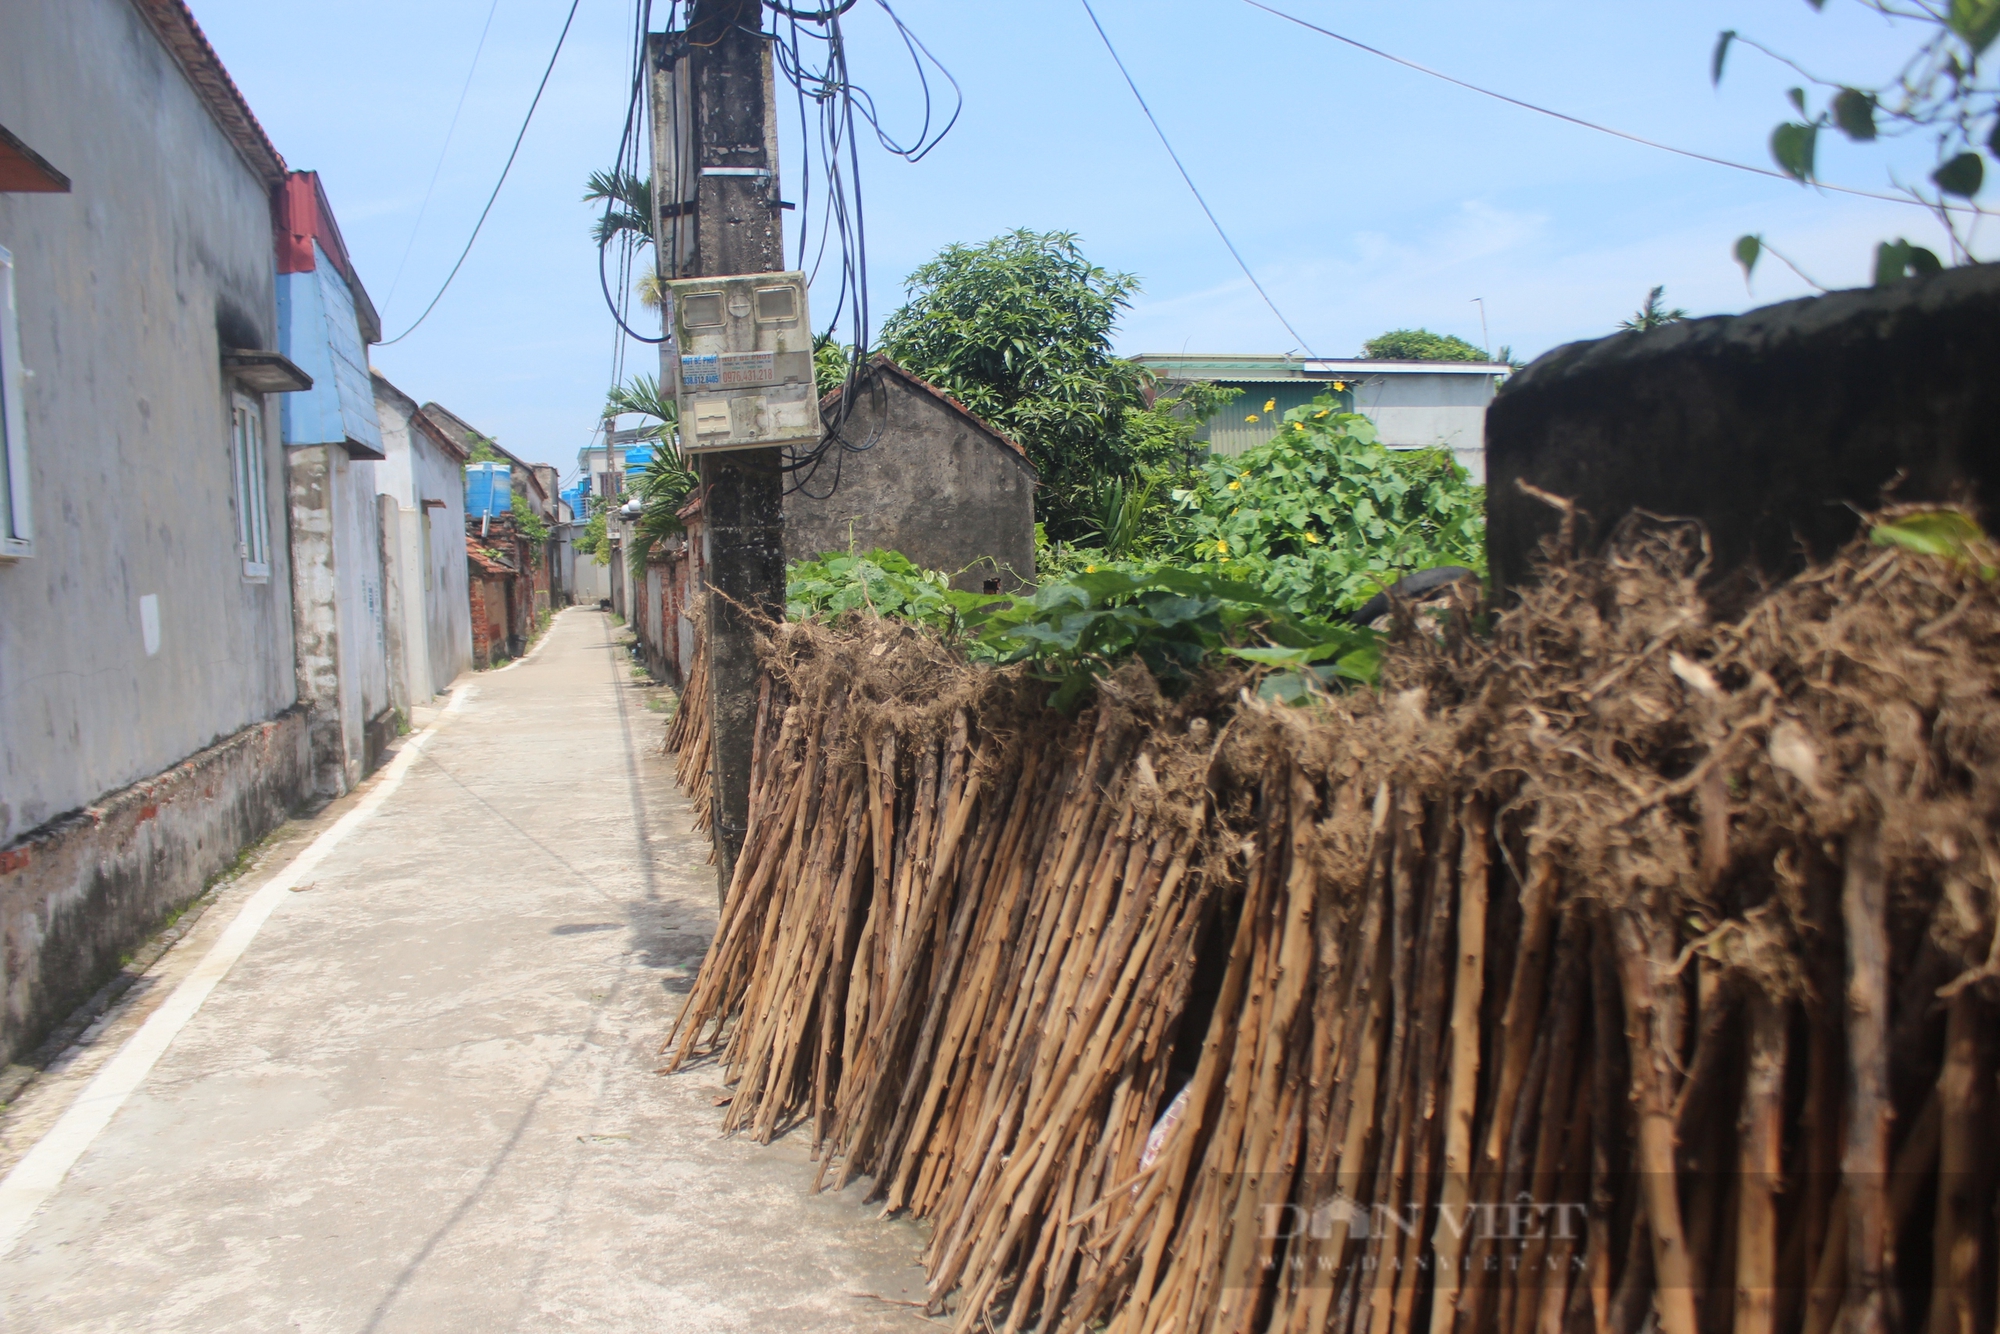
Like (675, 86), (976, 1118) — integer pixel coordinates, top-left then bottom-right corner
(466, 535), (514, 576)
(128, 0), (286, 188)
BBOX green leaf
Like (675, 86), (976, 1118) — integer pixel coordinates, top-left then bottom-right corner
(1770, 122), (1818, 182)
(1329, 645), (1382, 684)
(1733, 234), (1763, 282)
(1832, 88), (1876, 141)
(1933, 151), (1985, 198)
(1874, 240), (1911, 287)
(1787, 87), (1808, 115)
(1870, 510), (1989, 559)
(1948, 0), (2000, 53)
(1711, 30), (1735, 85)
(1256, 672), (1316, 707)
(1874, 239), (1945, 286)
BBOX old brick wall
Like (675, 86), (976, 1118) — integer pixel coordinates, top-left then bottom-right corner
(467, 572), (511, 668)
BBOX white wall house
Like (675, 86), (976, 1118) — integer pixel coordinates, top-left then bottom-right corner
(1130, 353), (1511, 482)
(1303, 358), (1504, 483)
(372, 371), (472, 707)
(0, 0), (314, 1064)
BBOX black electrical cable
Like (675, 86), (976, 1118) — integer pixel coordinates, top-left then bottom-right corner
(597, 0), (667, 345)
(1241, 0), (1964, 213)
(763, 0), (859, 20)
(380, 0), (584, 346)
(614, 0), (957, 494)
(381, 0), (503, 317)
(1077, 0), (1316, 358)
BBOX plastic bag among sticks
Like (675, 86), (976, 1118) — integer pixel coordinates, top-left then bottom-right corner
(663, 507), (2000, 1334)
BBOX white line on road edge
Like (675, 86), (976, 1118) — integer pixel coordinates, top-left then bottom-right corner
(0, 684), (474, 1258)
(493, 606), (569, 673)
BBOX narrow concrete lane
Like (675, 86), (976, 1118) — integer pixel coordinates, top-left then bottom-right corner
(0, 609), (932, 1332)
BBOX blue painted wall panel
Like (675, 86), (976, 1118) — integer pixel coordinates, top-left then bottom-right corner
(277, 242), (383, 454)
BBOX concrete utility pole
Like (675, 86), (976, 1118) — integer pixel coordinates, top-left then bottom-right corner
(649, 0), (786, 898)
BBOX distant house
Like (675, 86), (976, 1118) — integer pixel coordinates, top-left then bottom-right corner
(372, 372), (473, 702)
(1130, 353), (1510, 482)
(420, 402), (566, 618)
(787, 355), (1037, 592)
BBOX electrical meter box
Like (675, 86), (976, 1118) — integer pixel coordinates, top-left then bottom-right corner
(662, 271), (821, 455)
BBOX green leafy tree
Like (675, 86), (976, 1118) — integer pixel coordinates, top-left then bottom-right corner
(1716, 1), (1996, 284)
(1171, 391), (1486, 616)
(813, 332), (852, 398)
(1362, 328), (1489, 361)
(577, 500), (610, 566)
(880, 230), (1146, 540)
(1620, 285), (1690, 331)
(464, 432), (503, 464)
(509, 491), (550, 553)
(1068, 380), (1246, 562)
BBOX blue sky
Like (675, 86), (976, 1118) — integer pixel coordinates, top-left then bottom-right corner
(190, 1), (1976, 476)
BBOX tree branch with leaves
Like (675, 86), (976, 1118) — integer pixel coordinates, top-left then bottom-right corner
(1717, 0), (1997, 285)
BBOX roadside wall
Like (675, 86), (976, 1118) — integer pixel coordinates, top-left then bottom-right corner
(0, 708), (308, 1067)
(0, 0), (299, 848)
(287, 444), (387, 796)
(1486, 262), (2000, 603)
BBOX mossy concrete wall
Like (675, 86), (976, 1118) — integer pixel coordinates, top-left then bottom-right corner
(1486, 263), (2000, 607)
(786, 359), (1037, 593)
(0, 707), (308, 1067)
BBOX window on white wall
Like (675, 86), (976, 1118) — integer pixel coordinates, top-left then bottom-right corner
(230, 393), (271, 577)
(0, 245), (33, 560)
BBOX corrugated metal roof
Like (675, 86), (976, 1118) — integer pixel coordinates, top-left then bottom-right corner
(1131, 353), (1315, 382)
(1305, 358), (1513, 376)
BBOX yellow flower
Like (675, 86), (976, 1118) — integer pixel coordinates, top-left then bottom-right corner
(1293, 422), (1305, 432)
(1215, 539), (1230, 554)
(1333, 380), (1348, 390)
(1239, 469), (1250, 478)
(1305, 532), (1322, 544)
(1226, 480), (1241, 491)
(1244, 414), (1259, 422)
(1263, 398), (1276, 413)
(1313, 409), (1329, 419)
(1220, 556), (1231, 563)
(1084, 564), (1096, 573)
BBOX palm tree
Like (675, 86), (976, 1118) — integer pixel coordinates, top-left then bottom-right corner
(583, 168), (653, 248)
(603, 374), (676, 440)
(1620, 286), (1689, 332)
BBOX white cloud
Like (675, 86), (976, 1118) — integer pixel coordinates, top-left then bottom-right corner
(1116, 185), (1956, 364)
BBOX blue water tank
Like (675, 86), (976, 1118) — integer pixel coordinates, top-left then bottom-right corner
(623, 443), (654, 469)
(465, 462), (512, 518)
